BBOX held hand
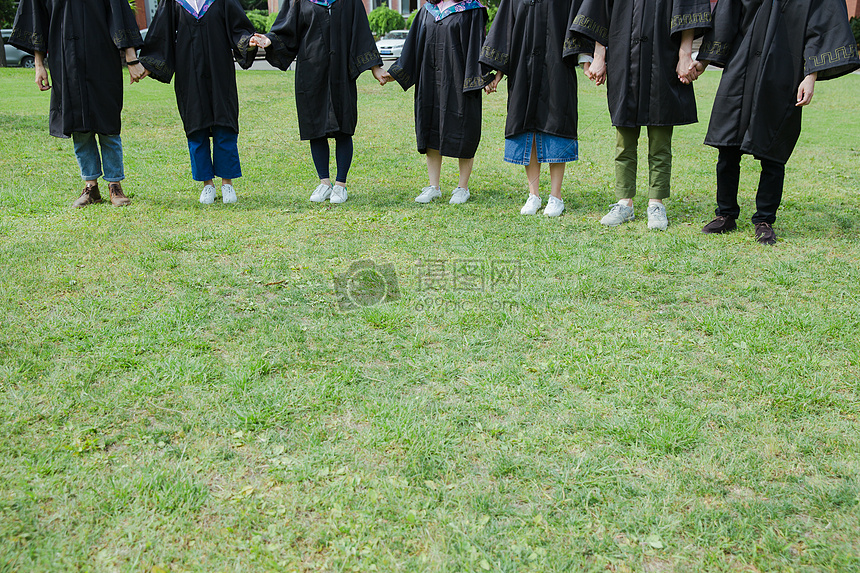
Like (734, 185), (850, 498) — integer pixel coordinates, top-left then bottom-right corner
(250, 33), (271, 49)
(677, 51), (696, 84)
(796, 73), (817, 107)
(589, 57), (606, 86)
(35, 65), (51, 91)
(371, 65), (387, 86)
(128, 62), (148, 84)
(484, 71), (503, 94)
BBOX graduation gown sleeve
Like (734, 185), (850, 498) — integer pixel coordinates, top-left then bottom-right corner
(347, 1), (383, 79)
(8, 0), (50, 54)
(802, 0), (860, 80)
(225, 0), (259, 69)
(138, 0), (176, 83)
(387, 9), (425, 90)
(265, 0), (303, 71)
(478, 0), (514, 75)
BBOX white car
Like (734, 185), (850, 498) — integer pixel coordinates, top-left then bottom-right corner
(376, 30), (409, 59)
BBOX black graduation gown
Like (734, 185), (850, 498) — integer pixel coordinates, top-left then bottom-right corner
(139, 0), (257, 136)
(698, 0), (860, 164)
(265, 0), (383, 140)
(9, 0), (142, 138)
(479, 0), (590, 140)
(388, 4), (489, 158)
(567, 0), (711, 127)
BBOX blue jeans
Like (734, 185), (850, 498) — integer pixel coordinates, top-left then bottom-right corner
(72, 132), (124, 182)
(187, 127), (242, 181)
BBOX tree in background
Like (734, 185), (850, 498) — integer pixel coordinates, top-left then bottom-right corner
(1, 0), (17, 28)
(851, 18), (860, 49)
(368, 5), (405, 38)
(240, 0), (268, 10)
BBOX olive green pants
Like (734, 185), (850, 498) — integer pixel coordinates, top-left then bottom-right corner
(614, 126), (674, 200)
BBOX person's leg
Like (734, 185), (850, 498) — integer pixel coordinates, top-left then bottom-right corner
(548, 162), (565, 199)
(212, 126), (241, 203)
(750, 157), (785, 244)
(524, 139), (541, 196)
(646, 126), (672, 230)
(333, 133), (353, 188)
(457, 157), (474, 190)
(752, 158), (785, 225)
(426, 148), (443, 190)
(614, 126), (640, 206)
(97, 133), (131, 206)
(98, 133), (125, 183)
(71, 131), (103, 207)
(702, 145), (742, 233)
(600, 127), (638, 225)
(188, 128), (217, 203)
(520, 138), (542, 214)
(647, 125), (672, 203)
(308, 137), (333, 202)
(715, 146), (742, 219)
(309, 137), (331, 187)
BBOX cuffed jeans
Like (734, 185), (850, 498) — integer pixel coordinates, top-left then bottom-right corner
(72, 131), (124, 182)
(187, 126), (242, 182)
(614, 126), (673, 200)
(716, 146), (785, 224)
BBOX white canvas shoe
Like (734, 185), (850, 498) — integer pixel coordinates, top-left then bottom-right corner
(544, 196), (564, 217)
(330, 184), (348, 204)
(199, 184), (216, 205)
(310, 183), (332, 202)
(415, 186), (441, 203)
(449, 187), (470, 204)
(520, 194), (541, 215)
(221, 183), (237, 204)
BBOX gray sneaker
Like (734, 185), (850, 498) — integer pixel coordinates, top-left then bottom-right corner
(646, 203), (668, 230)
(600, 201), (635, 226)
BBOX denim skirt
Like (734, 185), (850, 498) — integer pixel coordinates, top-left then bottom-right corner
(504, 132), (579, 165)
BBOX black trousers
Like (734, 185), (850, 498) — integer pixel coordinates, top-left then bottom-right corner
(716, 146), (786, 224)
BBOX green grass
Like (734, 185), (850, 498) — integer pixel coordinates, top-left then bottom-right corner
(1, 66), (859, 572)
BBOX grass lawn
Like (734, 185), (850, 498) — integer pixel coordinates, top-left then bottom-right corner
(1, 66), (859, 572)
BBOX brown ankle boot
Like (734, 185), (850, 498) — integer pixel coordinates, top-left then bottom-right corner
(109, 182), (131, 207)
(72, 183), (103, 208)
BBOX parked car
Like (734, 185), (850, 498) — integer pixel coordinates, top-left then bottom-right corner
(376, 30), (409, 59)
(2, 29), (35, 68)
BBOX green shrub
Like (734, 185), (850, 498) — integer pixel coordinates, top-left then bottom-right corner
(406, 8), (419, 29)
(246, 9), (270, 33)
(368, 5), (406, 38)
(267, 11), (279, 30)
(851, 18), (860, 49)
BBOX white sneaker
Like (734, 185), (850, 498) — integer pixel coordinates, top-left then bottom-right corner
(647, 202), (668, 230)
(600, 201), (635, 226)
(449, 187), (470, 204)
(520, 194), (541, 215)
(199, 184), (216, 205)
(415, 186), (441, 203)
(309, 183), (332, 202)
(330, 184), (348, 204)
(221, 183), (237, 204)
(544, 196), (564, 217)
